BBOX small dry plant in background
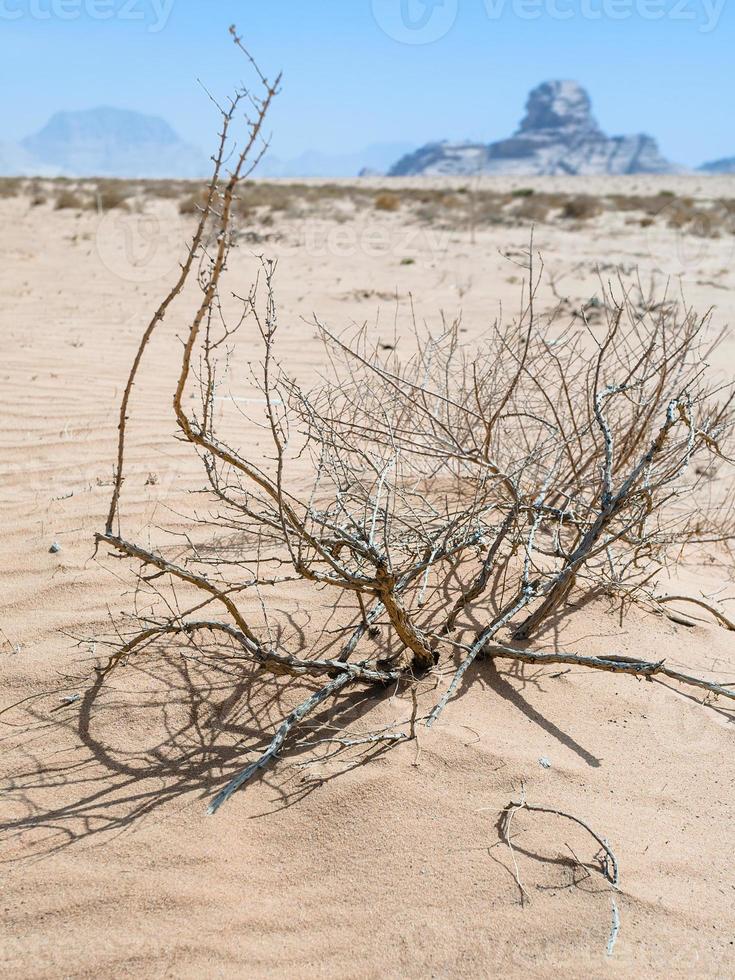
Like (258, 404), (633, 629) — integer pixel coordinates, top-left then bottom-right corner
(96, 30), (735, 820)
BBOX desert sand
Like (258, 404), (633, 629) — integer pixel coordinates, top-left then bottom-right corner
(2, 175), (735, 978)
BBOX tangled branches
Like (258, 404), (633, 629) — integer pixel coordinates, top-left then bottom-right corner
(96, 32), (735, 814)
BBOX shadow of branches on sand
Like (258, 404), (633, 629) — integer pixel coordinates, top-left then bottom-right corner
(5, 620), (725, 863)
(0, 642), (406, 861)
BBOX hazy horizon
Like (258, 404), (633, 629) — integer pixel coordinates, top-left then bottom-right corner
(2, 0), (734, 168)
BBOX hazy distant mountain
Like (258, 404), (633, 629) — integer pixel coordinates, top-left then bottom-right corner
(256, 142), (416, 178)
(0, 114), (413, 180)
(20, 107), (209, 179)
(0, 140), (58, 177)
(390, 81), (678, 177)
(0, 97), (725, 181)
(698, 156), (735, 174)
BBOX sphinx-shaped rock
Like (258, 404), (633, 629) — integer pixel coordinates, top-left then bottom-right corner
(389, 81), (677, 176)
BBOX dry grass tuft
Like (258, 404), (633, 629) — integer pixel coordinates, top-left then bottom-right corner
(54, 189), (86, 211)
(560, 194), (601, 221)
(0, 178), (23, 198)
(375, 191), (401, 212)
(95, 181), (133, 211)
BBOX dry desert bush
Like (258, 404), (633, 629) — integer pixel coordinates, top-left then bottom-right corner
(94, 180), (133, 211)
(93, 32), (735, 826)
(178, 187), (211, 214)
(54, 188), (85, 210)
(561, 193), (601, 221)
(375, 191), (401, 211)
(0, 177), (23, 197)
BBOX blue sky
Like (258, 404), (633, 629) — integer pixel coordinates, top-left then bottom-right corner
(1, 0), (733, 166)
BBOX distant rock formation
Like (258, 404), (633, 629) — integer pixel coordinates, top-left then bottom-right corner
(388, 142), (489, 177)
(20, 107), (208, 179)
(698, 156), (735, 174)
(389, 80), (678, 177)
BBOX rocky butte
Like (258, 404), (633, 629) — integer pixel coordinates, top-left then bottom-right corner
(698, 156), (735, 174)
(389, 80), (678, 176)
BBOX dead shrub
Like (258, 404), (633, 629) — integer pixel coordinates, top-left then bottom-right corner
(179, 189), (210, 215)
(560, 194), (601, 221)
(0, 178), (22, 198)
(375, 192), (400, 212)
(97, 32), (735, 825)
(144, 180), (188, 199)
(55, 189), (85, 210)
(96, 182), (132, 211)
(514, 197), (550, 223)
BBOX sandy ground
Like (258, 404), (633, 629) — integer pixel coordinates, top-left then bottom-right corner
(298, 173), (735, 199)
(2, 177), (735, 978)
